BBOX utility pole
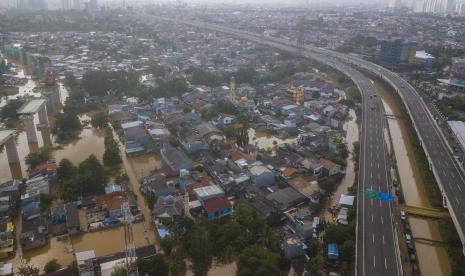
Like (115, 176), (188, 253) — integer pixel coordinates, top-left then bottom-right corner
(122, 181), (138, 276)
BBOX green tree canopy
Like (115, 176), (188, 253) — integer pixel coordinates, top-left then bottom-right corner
(137, 255), (169, 276)
(237, 245), (280, 276)
(0, 99), (25, 127)
(44, 259), (62, 273)
(103, 129), (122, 167)
(91, 110), (108, 128)
(25, 147), (51, 169)
(187, 225), (212, 276)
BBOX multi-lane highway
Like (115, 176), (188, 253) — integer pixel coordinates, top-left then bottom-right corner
(148, 15), (402, 275)
(341, 56), (465, 252)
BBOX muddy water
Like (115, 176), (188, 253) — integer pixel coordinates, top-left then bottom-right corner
(248, 128), (296, 150)
(53, 114), (106, 164)
(325, 109), (359, 220)
(375, 80), (451, 276)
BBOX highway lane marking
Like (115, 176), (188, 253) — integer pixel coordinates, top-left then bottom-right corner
(373, 255), (376, 268)
(385, 257), (388, 270)
(372, 214), (374, 223)
(458, 185), (462, 192)
(378, 163), (380, 169)
(381, 216), (384, 225)
(382, 235), (385, 244)
(373, 233), (375, 243)
(456, 197), (460, 205)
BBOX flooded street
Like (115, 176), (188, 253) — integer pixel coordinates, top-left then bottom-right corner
(375, 80), (451, 276)
(325, 109), (359, 220)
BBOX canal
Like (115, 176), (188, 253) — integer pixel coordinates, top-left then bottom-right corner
(374, 79), (451, 276)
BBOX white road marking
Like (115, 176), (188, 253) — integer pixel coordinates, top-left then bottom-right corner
(382, 235), (385, 244)
(373, 233), (375, 243)
(373, 255), (376, 268)
(385, 257), (388, 269)
(381, 216), (384, 225)
(372, 214), (374, 223)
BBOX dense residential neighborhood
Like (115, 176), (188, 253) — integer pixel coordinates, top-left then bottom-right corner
(0, 1), (465, 276)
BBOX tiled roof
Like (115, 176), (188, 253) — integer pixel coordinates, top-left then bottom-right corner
(202, 197), (231, 213)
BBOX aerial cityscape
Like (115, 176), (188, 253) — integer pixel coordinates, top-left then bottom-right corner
(0, 0), (465, 276)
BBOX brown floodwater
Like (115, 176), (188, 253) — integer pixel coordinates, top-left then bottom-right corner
(248, 128), (296, 151)
(375, 80), (451, 276)
(1, 63), (159, 270)
(325, 109), (359, 220)
(52, 114), (106, 165)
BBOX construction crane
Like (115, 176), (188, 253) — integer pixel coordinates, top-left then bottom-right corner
(121, 181), (138, 276)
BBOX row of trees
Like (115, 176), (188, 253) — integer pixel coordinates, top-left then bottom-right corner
(58, 155), (108, 202)
(103, 128), (122, 168)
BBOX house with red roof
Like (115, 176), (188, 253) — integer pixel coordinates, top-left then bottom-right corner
(202, 197), (232, 220)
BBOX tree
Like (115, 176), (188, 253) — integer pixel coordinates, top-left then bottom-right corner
(54, 110), (82, 142)
(77, 155), (107, 196)
(137, 255), (169, 276)
(25, 147), (51, 169)
(187, 225), (212, 276)
(64, 71), (78, 89)
(305, 254), (325, 276)
(237, 245), (280, 276)
(149, 63), (166, 79)
(57, 159), (78, 181)
(103, 128), (122, 167)
(0, 99), (25, 127)
(16, 260), (40, 276)
(236, 127), (249, 147)
(103, 129), (122, 167)
(234, 66), (258, 84)
(324, 224), (354, 244)
(91, 110), (108, 128)
(44, 259), (62, 273)
(160, 237), (174, 256)
(67, 261), (79, 276)
(111, 266), (127, 276)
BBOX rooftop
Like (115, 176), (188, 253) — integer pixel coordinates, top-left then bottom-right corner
(203, 197), (232, 213)
(194, 185), (224, 199)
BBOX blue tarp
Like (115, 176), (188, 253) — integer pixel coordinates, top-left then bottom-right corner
(328, 243), (339, 260)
